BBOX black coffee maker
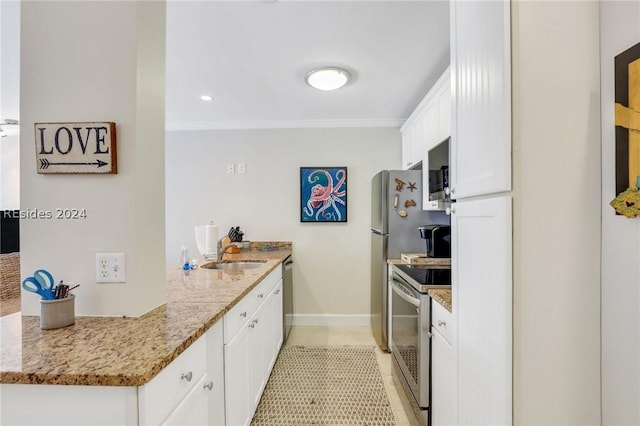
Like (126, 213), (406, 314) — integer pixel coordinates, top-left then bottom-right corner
(418, 225), (451, 258)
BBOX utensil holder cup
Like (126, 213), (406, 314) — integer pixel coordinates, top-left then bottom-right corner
(40, 295), (75, 329)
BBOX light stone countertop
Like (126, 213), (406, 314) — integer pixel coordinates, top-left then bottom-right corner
(428, 289), (452, 312)
(0, 243), (291, 387)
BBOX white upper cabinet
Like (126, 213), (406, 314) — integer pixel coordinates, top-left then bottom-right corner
(423, 69), (451, 151)
(419, 68), (451, 210)
(401, 113), (424, 170)
(449, 0), (511, 199)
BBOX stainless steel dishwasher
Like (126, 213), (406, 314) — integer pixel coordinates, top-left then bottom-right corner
(282, 255), (293, 343)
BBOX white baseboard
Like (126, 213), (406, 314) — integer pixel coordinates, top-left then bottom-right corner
(290, 314), (371, 327)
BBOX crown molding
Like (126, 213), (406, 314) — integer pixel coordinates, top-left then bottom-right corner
(166, 118), (404, 132)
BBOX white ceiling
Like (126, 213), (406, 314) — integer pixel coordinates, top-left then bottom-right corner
(166, 1), (450, 130)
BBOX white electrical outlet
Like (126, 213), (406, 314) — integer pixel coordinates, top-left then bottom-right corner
(227, 163), (235, 174)
(96, 253), (126, 283)
(237, 163), (246, 174)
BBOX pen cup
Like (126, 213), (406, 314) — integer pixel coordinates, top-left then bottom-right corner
(40, 294), (75, 330)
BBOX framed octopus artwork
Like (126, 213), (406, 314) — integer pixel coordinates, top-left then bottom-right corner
(300, 167), (347, 222)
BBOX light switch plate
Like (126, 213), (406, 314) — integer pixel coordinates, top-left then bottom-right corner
(96, 253), (126, 283)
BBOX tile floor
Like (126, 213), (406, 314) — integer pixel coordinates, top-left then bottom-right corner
(285, 326), (413, 426)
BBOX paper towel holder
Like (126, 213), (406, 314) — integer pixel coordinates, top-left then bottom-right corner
(195, 224), (218, 259)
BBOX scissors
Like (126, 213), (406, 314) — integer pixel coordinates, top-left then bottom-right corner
(22, 269), (56, 300)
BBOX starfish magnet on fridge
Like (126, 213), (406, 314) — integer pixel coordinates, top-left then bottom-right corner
(408, 182), (417, 192)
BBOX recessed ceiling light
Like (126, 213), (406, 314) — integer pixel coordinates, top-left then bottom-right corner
(305, 67), (351, 91)
(200, 95), (213, 101)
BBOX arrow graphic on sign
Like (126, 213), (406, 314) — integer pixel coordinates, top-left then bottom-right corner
(40, 159), (108, 170)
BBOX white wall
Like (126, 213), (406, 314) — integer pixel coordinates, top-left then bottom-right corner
(20, 1), (166, 317)
(0, 0), (20, 210)
(601, 2), (640, 424)
(0, 134), (19, 210)
(0, 0), (20, 121)
(166, 127), (400, 319)
(511, 1), (602, 424)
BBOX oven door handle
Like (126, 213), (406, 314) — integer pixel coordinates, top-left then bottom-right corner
(390, 280), (421, 307)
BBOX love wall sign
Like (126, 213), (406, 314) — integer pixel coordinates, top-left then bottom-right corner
(34, 122), (117, 174)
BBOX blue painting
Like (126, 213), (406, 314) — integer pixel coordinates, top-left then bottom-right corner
(300, 167), (347, 222)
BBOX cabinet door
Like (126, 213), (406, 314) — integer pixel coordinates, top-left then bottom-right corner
(224, 323), (251, 426)
(437, 75), (451, 142)
(268, 280), (284, 372)
(423, 100), (439, 151)
(431, 328), (456, 426)
(450, 0), (511, 199)
(206, 322), (225, 426)
(411, 113), (424, 167)
(451, 197), (512, 425)
(248, 308), (267, 409)
(401, 128), (414, 170)
(162, 374), (209, 426)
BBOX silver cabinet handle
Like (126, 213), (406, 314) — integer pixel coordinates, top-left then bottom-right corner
(240, 311), (247, 318)
(438, 320), (446, 327)
(248, 323), (255, 329)
(274, 289), (280, 295)
(181, 371), (193, 382)
(203, 381), (213, 391)
(258, 293), (264, 299)
(252, 318), (259, 324)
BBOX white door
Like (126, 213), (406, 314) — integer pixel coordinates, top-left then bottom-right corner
(451, 196), (512, 425)
(450, 0), (511, 199)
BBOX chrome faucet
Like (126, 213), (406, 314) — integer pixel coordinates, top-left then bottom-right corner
(218, 242), (242, 260)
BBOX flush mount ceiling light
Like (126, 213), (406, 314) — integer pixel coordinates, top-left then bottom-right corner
(305, 67), (351, 91)
(200, 95), (213, 101)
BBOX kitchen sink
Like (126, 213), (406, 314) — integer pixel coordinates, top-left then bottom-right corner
(200, 260), (267, 270)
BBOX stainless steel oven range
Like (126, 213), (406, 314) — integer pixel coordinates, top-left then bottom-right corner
(390, 263), (451, 426)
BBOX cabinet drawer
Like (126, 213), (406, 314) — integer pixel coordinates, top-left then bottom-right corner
(138, 335), (207, 426)
(224, 293), (254, 343)
(432, 299), (454, 345)
(224, 267), (282, 344)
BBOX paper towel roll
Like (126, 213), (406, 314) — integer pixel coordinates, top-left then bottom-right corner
(205, 224), (218, 257)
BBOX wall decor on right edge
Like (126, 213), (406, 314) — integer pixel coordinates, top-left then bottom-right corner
(300, 167), (347, 223)
(610, 41), (640, 218)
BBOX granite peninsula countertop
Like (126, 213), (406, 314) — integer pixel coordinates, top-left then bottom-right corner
(0, 242), (291, 387)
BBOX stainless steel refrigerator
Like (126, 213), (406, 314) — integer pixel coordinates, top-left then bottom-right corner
(370, 170), (446, 351)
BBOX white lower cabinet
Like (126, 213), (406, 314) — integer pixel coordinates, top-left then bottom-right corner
(139, 334), (208, 425)
(451, 196), (512, 425)
(162, 373), (209, 426)
(224, 320), (252, 426)
(224, 268), (284, 426)
(206, 320), (226, 426)
(430, 301), (456, 426)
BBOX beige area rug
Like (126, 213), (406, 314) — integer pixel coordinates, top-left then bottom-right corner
(252, 346), (397, 426)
